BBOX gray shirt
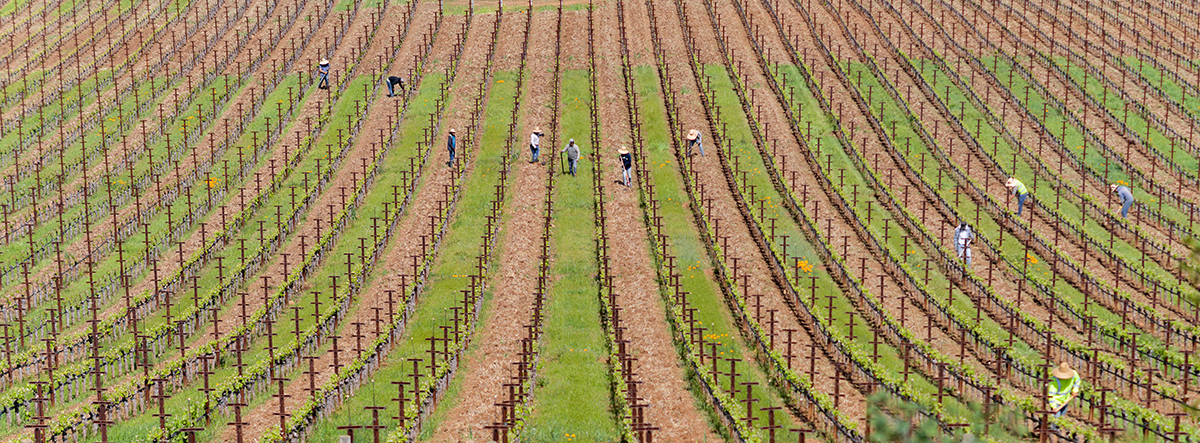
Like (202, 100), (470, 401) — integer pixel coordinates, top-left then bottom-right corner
(562, 143), (580, 161)
(953, 225), (973, 248)
(1116, 186), (1134, 204)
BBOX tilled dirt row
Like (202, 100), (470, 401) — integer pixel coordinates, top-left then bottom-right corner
(424, 5), (544, 441)
(644, 0), (872, 432)
(589, 0), (725, 439)
(769, 0), (1042, 404)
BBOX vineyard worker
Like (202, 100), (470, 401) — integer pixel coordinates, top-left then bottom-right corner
(953, 222), (974, 267)
(530, 127), (544, 163)
(562, 139), (581, 176)
(317, 59), (331, 89)
(1047, 362), (1081, 424)
(1111, 183), (1134, 219)
(384, 75), (405, 97)
(446, 128), (456, 167)
(619, 146), (633, 187)
(686, 129), (705, 156)
(1005, 177), (1030, 216)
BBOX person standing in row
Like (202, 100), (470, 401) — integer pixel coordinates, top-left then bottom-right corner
(446, 128), (456, 167)
(384, 75), (404, 97)
(530, 127), (544, 163)
(562, 139), (581, 176)
(953, 222), (974, 267)
(1046, 362), (1082, 430)
(686, 129), (705, 157)
(619, 146), (632, 187)
(317, 58), (331, 90)
(1005, 177), (1030, 216)
(1111, 183), (1134, 219)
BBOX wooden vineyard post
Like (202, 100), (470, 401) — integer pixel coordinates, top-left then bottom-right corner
(274, 377), (291, 436)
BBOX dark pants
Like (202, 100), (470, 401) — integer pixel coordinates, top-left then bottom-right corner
(1017, 192), (1028, 216)
(318, 73), (329, 89)
(448, 147), (456, 165)
(568, 158), (577, 176)
(1121, 199), (1133, 218)
(385, 76), (403, 96)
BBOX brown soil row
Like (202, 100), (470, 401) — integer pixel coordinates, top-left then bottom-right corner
(647, 0), (869, 432)
(768, 0), (1034, 402)
(424, 5), (543, 441)
(587, 0), (726, 440)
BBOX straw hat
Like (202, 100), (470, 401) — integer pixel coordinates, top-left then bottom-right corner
(618, 146), (629, 155)
(1109, 184), (1119, 192)
(533, 126), (541, 133)
(319, 58), (329, 65)
(1051, 362), (1076, 379)
(448, 128), (456, 133)
(687, 129), (699, 141)
(1005, 177), (1018, 187)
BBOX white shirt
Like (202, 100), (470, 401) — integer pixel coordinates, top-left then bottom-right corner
(530, 133), (540, 147)
(957, 229), (971, 247)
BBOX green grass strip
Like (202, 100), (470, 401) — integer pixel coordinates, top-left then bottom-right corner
(522, 69), (619, 443)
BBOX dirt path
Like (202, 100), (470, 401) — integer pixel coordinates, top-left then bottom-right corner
(659, 0), (877, 428)
(423, 6), (545, 441)
(580, 2), (728, 439)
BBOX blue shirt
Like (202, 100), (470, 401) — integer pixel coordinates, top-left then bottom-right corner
(1116, 186), (1133, 204)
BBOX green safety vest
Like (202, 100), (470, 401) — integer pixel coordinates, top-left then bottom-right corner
(1012, 179), (1029, 196)
(1048, 373), (1080, 408)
